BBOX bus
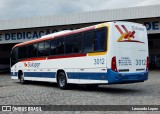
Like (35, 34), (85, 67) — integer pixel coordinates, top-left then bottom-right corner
(10, 21), (149, 89)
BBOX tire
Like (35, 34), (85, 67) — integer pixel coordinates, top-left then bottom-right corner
(57, 72), (68, 90)
(19, 72), (25, 84)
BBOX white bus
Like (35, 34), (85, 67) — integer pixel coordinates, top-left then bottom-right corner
(11, 21), (149, 89)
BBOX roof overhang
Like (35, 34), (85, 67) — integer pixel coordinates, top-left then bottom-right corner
(0, 4), (160, 30)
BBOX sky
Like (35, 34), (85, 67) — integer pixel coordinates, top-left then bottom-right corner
(0, 0), (160, 20)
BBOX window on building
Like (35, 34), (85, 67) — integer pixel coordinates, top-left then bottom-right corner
(148, 41), (153, 47)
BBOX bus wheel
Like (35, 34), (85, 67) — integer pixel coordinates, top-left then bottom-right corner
(19, 72), (25, 84)
(57, 72), (68, 90)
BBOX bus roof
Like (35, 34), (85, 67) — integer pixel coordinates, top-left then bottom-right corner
(13, 22), (110, 48)
(13, 26), (97, 48)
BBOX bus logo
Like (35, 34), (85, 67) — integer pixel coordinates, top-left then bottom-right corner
(24, 62), (40, 67)
(24, 63), (27, 67)
(115, 25), (144, 44)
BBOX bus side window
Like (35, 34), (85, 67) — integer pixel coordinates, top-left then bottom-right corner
(18, 46), (27, 59)
(38, 42), (45, 57)
(50, 39), (57, 55)
(57, 38), (64, 55)
(44, 41), (50, 56)
(94, 29), (106, 51)
(74, 34), (83, 53)
(84, 32), (94, 53)
(65, 35), (74, 54)
(28, 44), (38, 58)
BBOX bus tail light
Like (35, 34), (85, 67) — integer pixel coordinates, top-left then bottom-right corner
(111, 56), (118, 72)
(146, 56), (149, 71)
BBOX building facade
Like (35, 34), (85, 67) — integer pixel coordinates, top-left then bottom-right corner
(0, 4), (160, 71)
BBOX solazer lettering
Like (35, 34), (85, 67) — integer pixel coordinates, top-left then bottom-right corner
(28, 62), (40, 67)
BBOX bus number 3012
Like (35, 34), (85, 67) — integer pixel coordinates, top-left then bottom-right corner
(94, 58), (105, 65)
(136, 59), (146, 65)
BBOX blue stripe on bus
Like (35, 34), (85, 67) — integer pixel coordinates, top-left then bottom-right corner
(24, 72), (56, 78)
(11, 69), (148, 83)
(11, 71), (108, 80)
(22, 72), (107, 80)
(11, 72), (18, 76)
(11, 72), (56, 78)
(67, 72), (108, 80)
(68, 70), (148, 82)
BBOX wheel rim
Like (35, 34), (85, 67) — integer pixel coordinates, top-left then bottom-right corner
(59, 76), (65, 87)
(20, 75), (24, 83)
